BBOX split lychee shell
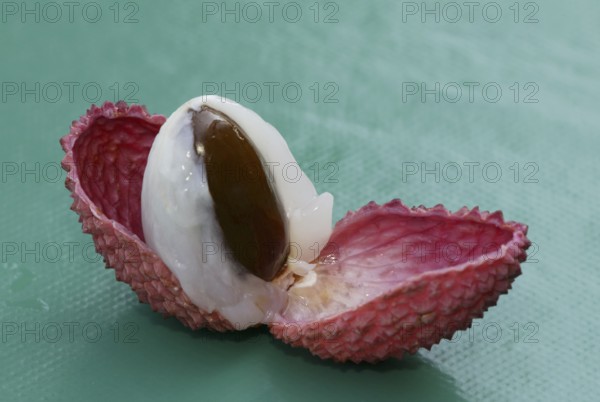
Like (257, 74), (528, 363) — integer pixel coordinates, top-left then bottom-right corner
(60, 102), (234, 331)
(60, 101), (530, 362)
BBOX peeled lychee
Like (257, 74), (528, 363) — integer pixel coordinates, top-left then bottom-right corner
(60, 99), (530, 362)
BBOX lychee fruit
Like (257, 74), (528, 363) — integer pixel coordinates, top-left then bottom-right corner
(60, 97), (530, 362)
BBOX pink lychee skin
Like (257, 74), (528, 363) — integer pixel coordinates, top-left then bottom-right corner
(61, 101), (530, 362)
(60, 101), (234, 331)
(270, 200), (530, 363)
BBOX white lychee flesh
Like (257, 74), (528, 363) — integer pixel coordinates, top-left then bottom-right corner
(141, 96), (333, 328)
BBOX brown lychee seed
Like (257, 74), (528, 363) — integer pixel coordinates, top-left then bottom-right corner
(192, 106), (288, 282)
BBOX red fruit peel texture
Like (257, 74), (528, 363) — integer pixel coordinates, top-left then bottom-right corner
(61, 102), (237, 331)
(283, 201), (528, 323)
(71, 116), (160, 241)
(275, 201), (529, 362)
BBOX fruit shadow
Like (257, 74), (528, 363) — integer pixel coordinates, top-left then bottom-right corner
(263, 327), (464, 400)
(141, 303), (460, 374)
(143, 307), (408, 371)
(136, 305), (464, 400)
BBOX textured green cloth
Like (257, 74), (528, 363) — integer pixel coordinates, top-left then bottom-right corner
(1, 1), (597, 401)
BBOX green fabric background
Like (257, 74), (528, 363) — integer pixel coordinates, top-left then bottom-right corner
(1, 1), (597, 401)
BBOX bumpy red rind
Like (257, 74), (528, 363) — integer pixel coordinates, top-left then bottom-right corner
(60, 101), (235, 331)
(270, 200), (530, 363)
